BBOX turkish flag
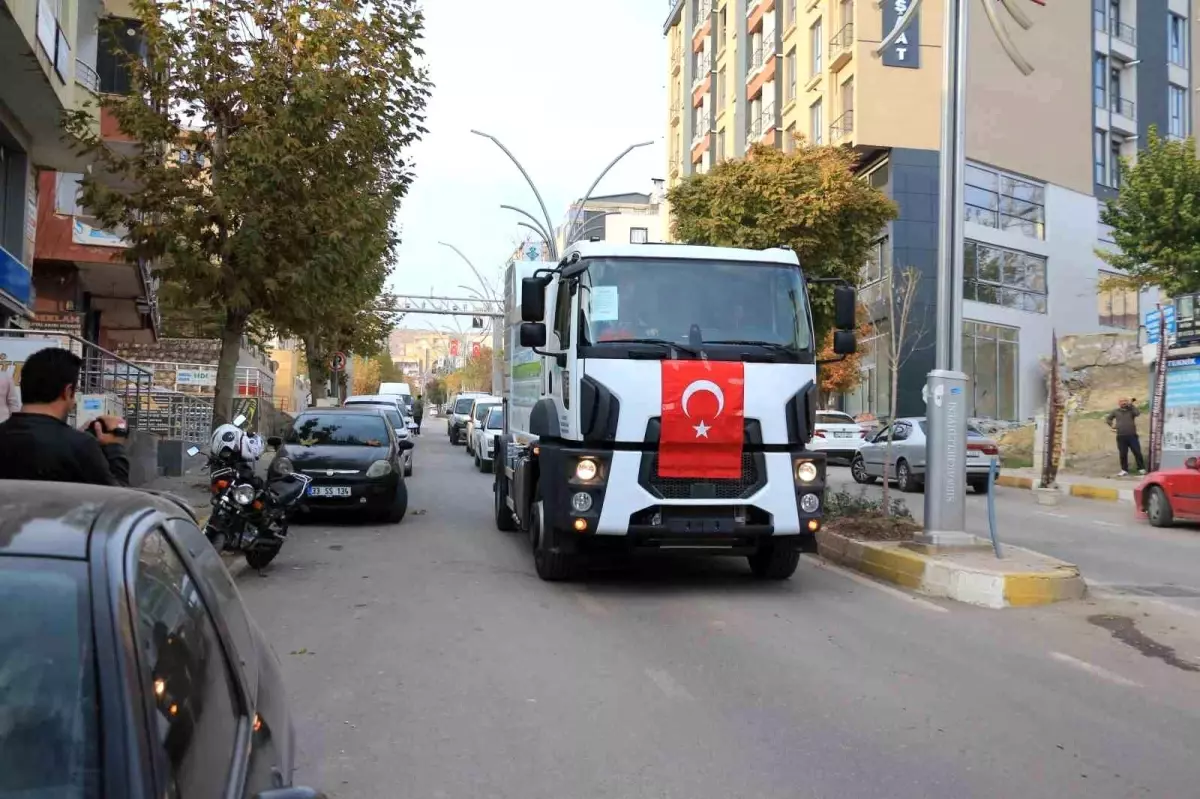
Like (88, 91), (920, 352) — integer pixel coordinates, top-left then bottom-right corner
(658, 361), (745, 479)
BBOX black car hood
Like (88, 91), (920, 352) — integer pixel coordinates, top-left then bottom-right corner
(283, 445), (391, 471)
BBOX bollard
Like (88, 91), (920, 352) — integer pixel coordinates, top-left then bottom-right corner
(986, 457), (1004, 558)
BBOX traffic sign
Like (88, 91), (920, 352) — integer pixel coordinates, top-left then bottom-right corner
(330, 352), (347, 372)
(1146, 305), (1177, 344)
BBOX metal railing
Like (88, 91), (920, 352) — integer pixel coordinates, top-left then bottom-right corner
(1111, 96), (1136, 119)
(75, 58), (99, 93)
(830, 109), (854, 140)
(748, 39), (771, 74)
(829, 23), (854, 60)
(1110, 19), (1136, 46)
(127, 391), (213, 443)
(691, 113), (711, 145)
(692, 0), (712, 33)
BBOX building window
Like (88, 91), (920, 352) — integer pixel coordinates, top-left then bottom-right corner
(810, 19), (823, 75)
(844, 332), (891, 419)
(96, 19), (144, 95)
(1095, 129), (1106, 184)
(1169, 84), (1187, 138)
(1093, 53), (1107, 107)
(785, 47), (797, 103)
(962, 322), (1019, 421)
(785, 0), (797, 29)
(630, 228), (649, 244)
(964, 240), (1048, 314)
(860, 236), (888, 285)
(964, 163), (1045, 239)
(1109, 66), (1123, 114)
(1110, 137), (1122, 187)
(810, 98), (823, 145)
(1169, 13), (1187, 66)
(717, 6), (727, 46)
(784, 123), (796, 153)
(1098, 271), (1138, 329)
(715, 128), (725, 160)
(717, 67), (727, 114)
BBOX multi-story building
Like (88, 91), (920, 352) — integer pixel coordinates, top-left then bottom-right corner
(1, 0), (157, 344)
(555, 180), (670, 252)
(664, 0), (1188, 421)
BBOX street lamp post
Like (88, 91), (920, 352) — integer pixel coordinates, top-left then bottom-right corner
(566, 141), (655, 245)
(500, 204), (555, 252)
(471, 130), (560, 261)
(439, 242), (503, 392)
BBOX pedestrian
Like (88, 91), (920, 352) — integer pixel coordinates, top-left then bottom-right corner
(0, 365), (19, 424)
(413, 394), (423, 434)
(0, 347), (130, 485)
(1105, 397), (1146, 476)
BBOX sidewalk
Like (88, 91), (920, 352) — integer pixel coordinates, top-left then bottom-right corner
(145, 470), (213, 519)
(997, 467), (1139, 504)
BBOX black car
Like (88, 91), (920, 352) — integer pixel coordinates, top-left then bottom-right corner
(0, 482), (323, 799)
(268, 407), (413, 522)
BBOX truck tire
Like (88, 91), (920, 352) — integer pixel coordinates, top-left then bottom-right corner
(531, 499), (575, 581)
(748, 545), (801, 580)
(494, 472), (517, 532)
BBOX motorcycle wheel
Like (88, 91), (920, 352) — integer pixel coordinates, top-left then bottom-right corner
(245, 546), (280, 570)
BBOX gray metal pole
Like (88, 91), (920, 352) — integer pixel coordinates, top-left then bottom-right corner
(515, 221), (552, 251)
(566, 141), (655, 244)
(920, 0), (973, 546)
(471, 130), (560, 261)
(438, 241), (498, 301)
(500, 205), (554, 249)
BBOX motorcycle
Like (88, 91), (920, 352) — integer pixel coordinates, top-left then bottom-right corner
(186, 415), (312, 570)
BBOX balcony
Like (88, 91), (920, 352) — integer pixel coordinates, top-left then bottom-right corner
(749, 39), (769, 76)
(692, 113), (712, 147)
(692, 0), (712, 35)
(1110, 20), (1136, 46)
(829, 23), (854, 71)
(75, 58), (100, 94)
(830, 109), (854, 141)
(1110, 97), (1137, 134)
(672, 42), (682, 74)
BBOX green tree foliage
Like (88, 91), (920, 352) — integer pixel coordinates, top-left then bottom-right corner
(1100, 129), (1200, 294)
(425, 377), (447, 406)
(65, 0), (430, 427)
(667, 143), (898, 340)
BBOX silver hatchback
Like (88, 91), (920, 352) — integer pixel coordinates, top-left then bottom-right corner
(849, 417), (1000, 493)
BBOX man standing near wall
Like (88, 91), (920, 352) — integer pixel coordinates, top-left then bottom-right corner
(1106, 397), (1146, 477)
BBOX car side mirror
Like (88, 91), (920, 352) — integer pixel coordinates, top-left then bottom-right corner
(834, 284), (857, 330)
(832, 329), (856, 355)
(186, 446), (200, 457)
(267, 436), (282, 449)
(1187, 457), (1198, 470)
(253, 787), (327, 799)
(398, 439), (415, 451)
(520, 322), (547, 348)
(521, 277), (546, 322)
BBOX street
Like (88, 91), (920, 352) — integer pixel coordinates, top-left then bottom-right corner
(235, 442), (1200, 799)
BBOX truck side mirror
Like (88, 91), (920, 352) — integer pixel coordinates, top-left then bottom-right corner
(833, 329), (856, 355)
(520, 322), (547, 348)
(521, 278), (546, 322)
(834, 285), (857, 330)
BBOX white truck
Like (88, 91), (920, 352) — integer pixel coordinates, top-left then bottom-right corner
(492, 241), (857, 581)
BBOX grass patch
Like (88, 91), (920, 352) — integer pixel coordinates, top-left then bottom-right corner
(1002, 455), (1033, 469)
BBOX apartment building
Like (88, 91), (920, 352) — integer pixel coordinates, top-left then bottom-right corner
(1, 0), (157, 344)
(555, 180), (670, 252)
(664, 0), (1189, 421)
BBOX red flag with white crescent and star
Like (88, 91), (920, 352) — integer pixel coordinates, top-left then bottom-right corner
(658, 360), (745, 479)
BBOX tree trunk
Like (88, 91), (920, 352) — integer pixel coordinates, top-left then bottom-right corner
(305, 335), (329, 404)
(212, 309), (247, 431)
(881, 358), (902, 515)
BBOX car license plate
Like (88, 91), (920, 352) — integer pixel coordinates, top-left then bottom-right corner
(308, 486), (351, 497)
(967, 450), (983, 460)
(834, 431), (853, 438)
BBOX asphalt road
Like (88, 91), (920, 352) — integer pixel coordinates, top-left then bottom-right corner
(235, 437), (1200, 799)
(825, 465), (1200, 615)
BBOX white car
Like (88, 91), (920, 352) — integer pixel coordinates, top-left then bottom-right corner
(464, 396), (501, 457)
(809, 410), (867, 463)
(473, 406), (504, 473)
(343, 397), (414, 476)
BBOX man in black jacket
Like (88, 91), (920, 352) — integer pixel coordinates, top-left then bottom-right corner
(0, 347), (130, 485)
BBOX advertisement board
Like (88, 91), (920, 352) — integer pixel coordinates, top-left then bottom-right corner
(1163, 356), (1200, 466)
(0, 334), (72, 385)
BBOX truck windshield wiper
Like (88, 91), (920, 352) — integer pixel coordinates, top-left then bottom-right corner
(600, 338), (701, 357)
(705, 339), (805, 355)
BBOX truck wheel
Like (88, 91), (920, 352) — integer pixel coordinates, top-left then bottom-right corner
(748, 545), (801, 580)
(531, 500), (575, 581)
(494, 472), (517, 531)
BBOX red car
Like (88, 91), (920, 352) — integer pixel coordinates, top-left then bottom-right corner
(1134, 457), (1200, 526)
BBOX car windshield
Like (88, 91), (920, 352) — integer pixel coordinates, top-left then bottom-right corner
(0, 560), (99, 798)
(486, 408), (504, 430)
(817, 411), (856, 425)
(474, 403), (498, 422)
(454, 398), (475, 414)
(579, 257), (812, 351)
(286, 414), (389, 446)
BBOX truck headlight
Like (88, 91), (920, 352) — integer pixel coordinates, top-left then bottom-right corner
(800, 493), (820, 513)
(796, 461), (819, 483)
(575, 458), (598, 481)
(366, 460), (393, 478)
(232, 484), (256, 505)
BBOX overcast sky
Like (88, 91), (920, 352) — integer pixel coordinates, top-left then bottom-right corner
(390, 0), (667, 332)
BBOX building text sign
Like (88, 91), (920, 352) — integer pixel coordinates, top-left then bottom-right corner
(882, 0), (920, 69)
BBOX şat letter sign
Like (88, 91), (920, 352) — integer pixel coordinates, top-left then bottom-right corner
(658, 361), (745, 479)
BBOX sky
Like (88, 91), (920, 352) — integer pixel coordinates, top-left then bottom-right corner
(389, 0), (668, 333)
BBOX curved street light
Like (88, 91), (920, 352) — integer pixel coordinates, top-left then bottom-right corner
(437, 241), (498, 300)
(471, 130), (559, 261)
(500, 204), (555, 251)
(566, 141), (655, 244)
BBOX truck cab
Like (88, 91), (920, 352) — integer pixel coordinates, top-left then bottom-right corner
(493, 242), (856, 581)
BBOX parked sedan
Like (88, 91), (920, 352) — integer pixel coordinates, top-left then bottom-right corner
(473, 405), (504, 472)
(464, 397), (501, 457)
(810, 409), (868, 463)
(1134, 456), (1200, 526)
(0, 482), (324, 799)
(269, 407), (413, 522)
(850, 417), (1000, 493)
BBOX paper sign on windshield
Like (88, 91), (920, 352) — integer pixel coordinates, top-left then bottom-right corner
(590, 286), (619, 322)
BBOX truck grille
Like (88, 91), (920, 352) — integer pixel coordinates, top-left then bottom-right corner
(637, 418), (767, 501)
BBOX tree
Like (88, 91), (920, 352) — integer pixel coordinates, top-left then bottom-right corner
(817, 314), (874, 406)
(351, 355), (382, 396)
(870, 266), (927, 513)
(668, 143), (898, 340)
(425, 377), (447, 406)
(446, 347), (492, 394)
(66, 0), (430, 428)
(1099, 128), (1200, 294)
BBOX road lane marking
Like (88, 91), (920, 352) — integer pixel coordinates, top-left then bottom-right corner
(1093, 520), (1118, 527)
(1035, 511), (1069, 519)
(645, 668), (695, 701)
(1050, 652), (1142, 688)
(800, 555), (949, 613)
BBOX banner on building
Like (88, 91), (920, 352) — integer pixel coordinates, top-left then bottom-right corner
(176, 368), (217, 387)
(881, 0), (920, 69)
(72, 218), (128, 248)
(0, 334), (72, 384)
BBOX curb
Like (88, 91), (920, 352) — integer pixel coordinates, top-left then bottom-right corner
(995, 474), (1134, 504)
(815, 530), (1087, 609)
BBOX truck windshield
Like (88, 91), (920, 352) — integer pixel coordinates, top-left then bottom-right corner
(578, 257), (812, 352)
